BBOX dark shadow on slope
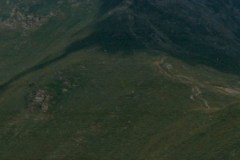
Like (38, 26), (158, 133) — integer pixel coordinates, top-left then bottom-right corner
(100, 0), (125, 14)
(0, 1), (150, 94)
(0, 2), (141, 94)
(65, 12), (146, 55)
(66, 0), (240, 75)
(2, 0), (240, 94)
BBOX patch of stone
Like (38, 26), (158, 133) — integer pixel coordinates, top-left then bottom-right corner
(28, 89), (51, 113)
(1, 8), (56, 30)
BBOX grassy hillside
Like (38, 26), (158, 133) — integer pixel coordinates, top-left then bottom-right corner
(0, 0), (240, 159)
(1, 49), (240, 160)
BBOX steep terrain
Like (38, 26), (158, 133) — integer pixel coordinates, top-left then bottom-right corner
(0, 0), (240, 159)
(80, 0), (240, 73)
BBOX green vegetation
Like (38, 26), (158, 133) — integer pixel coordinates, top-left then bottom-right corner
(0, 0), (240, 159)
(1, 50), (240, 160)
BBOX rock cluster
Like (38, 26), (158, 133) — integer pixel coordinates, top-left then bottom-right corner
(1, 8), (55, 30)
(28, 89), (51, 112)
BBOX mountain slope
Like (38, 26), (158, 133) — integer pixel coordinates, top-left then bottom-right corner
(1, 51), (240, 160)
(68, 0), (240, 73)
(0, 0), (240, 160)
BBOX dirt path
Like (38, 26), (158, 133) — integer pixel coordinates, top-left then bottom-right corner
(154, 56), (240, 109)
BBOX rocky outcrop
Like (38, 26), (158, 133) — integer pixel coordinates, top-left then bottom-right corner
(0, 8), (55, 30)
(28, 89), (51, 112)
(0, 0), (88, 30)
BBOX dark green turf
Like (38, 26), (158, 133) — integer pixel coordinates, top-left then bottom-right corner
(0, 1), (240, 159)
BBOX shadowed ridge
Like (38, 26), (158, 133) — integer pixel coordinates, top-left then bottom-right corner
(66, 0), (240, 75)
(65, 11), (146, 54)
(2, 0), (240, 94)
(99, 0), (126, 14)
